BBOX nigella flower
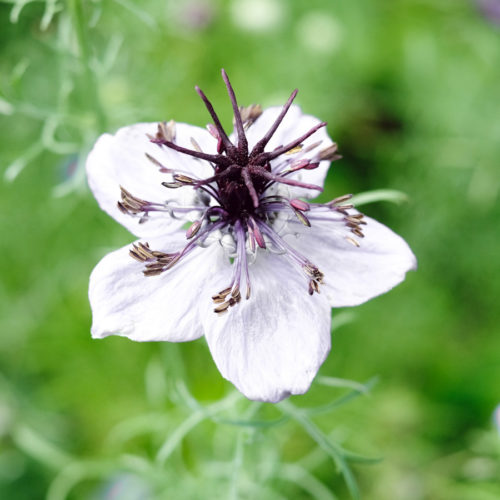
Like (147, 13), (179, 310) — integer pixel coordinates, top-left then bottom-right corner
(87, 70), (416, 403)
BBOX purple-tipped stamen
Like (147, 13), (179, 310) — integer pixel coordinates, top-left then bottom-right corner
(290, 199), (310, 212)
(248, 216), (266, 248)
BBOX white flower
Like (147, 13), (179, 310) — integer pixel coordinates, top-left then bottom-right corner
(87, 70), (416, 403)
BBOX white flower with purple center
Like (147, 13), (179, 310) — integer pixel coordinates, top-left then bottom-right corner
(87, 70), (416, 403)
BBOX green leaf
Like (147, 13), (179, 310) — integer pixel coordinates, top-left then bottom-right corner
(279, 401), (362, 500)
(212, 415), (289, 429)
(350, 189), (409, 206)
(316, 376), (373, 393)
(307, 377), (379, 416)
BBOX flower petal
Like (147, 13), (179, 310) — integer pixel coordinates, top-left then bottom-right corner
(244, 105), (335, 197)
(89, 234), (225, 342)
(86, 122), (216, 237)
(202, 253), (332, 403)
(289, 215), (417, 307)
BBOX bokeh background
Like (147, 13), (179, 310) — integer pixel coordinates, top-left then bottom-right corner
(1, 0), (499, 498)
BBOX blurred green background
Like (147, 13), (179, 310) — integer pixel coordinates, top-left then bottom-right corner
(1, 0), (499, 498)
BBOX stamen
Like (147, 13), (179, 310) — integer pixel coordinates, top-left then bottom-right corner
(206, 123), (219, 139)
(212, 287), (232, 302)
(308, 279), (320, 295)
(162, 174), (223, 205)
(341, 212), (367, 239)
(248, 216), (266, 249)
(275, 161), (320, 182)
(258, 198), (313, 226)
(161, 180), (183, 189)
(258, 222), (324, 294)
(290, 199), (310, 211)
(239, 104), (263, 129)
(148, 120), (176, 143)
(285, 145), (303, 155)
(207, 123), (225, 154)
(249, 165), (323, 192)
(302, 140), (322, 153)
(136, 220), (227, 277)
(128, 242), (180, 276)
(329, 194), (353, 206)
(304, 264), (324, 283)
(118, 187), (148, 215)
(288, 159), (311, 172)
(145, 152), (172, 173)
(333, 205), (354, 215)
(231, 285), (241, 302)
(190, 137), (203, 152)
(317, 143), (341, 162)
(174, 174), (197, 185)
(118, 187), (166, 218)
(129, 242), (152, 262)
(186, 220), (202, 239)
(347, 213), (366, 221)
(212, 221), (251, 313)
(247, 223), (256, 252)
(214, 301), (230, 314)
(293, 209), (311, 227)
(304, 162), (320, 170)
(346, 215), (366, 225)
(163, 203), (207, 218)
(345, 236), (360, 247)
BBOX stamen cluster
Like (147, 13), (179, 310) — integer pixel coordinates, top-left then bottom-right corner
(118, 70), (363, 313)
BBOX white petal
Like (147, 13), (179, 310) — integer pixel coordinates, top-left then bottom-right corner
(89, 234), (226, 342)
(202, 253), (332, 403)
(289, 215), (417, 307)
(244, 105), (335, 198)
(86, 122), (216, 237)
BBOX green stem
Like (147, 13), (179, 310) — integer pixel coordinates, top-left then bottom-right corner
(69, 0), (107, 132)
(279, 400), (360, 500)
(228, 402), (262, 500)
